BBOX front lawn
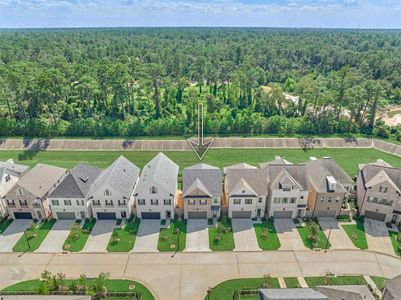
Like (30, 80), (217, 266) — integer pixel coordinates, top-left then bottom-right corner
(253, 219), (281, 250)
(13, 219), (56, 252)
(305, 275), (367, 287)
(297, 219), (330, 249)
(284, 277), (301, 288)
(0, 218), (13, 233)
(204, 277), (280, 300)
(107, 218), (140, 252)
(342, 218), (368, 250)
(389, 230), (401, 257)
(370, 276), (387, 290)
(63, 218), (96, 252)
(158, 220), (187, 251)
(209, 216), (235, 251)
(2, 278), (155, 300)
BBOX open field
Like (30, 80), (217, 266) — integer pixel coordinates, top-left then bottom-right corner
(0, 148), (400, 176)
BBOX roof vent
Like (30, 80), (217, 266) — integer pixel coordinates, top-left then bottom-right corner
(309, 157), (317, 161)
(326, 176), (336, 192)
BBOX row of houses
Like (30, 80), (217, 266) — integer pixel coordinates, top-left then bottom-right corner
(1, 153), (401, 224)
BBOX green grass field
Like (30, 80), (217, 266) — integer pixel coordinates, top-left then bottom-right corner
(389, 230), (401, 257)
(0, 148), (400, 177)
(107, 218), (140, 252)
(0, 218), (13, 234)
(370, 276), (388, 290)
(284, 277), (301, 288)
(209, 217), (235, 251)
(304, 275), (367, 287)
(254, 220), (281, 250)
(158, 220), (187, 251)
(297, 221), (330, 250)
(13, 219), (56, 252)
(63, 219), (96, 252)
(342, 218), (368, 250)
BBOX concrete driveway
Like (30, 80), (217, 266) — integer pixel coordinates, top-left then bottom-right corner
(318, 217), (357, 250)
(36, 220), (75, 253)
(0, 220), (31, 252)
(184, 220), (210, 252)
(274, 219), (306, 251)
(232, 219), (261, 251)
(82, 220), (116, 253)
(132, 220), (160, 253)
(364, 219), (394, 255)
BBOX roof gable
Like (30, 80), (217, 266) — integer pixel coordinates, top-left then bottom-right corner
(230, 178), (257, 197)
(183, 178), (212, 197)
(183, 164), (222, 197)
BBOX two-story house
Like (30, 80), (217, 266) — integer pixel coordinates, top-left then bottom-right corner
(224, 163), (268, 219)
(0, 159), (29, 217)
(305, 157), (353, 218)
(4, 163), (66, 219)
(48, 164), (103, 220)
(264, 163), (309, 219)
(88, 156), (140, 220)
(183, 163), (222, 219)
(134, 153), (179, 220)
(356, 159), (401, 223)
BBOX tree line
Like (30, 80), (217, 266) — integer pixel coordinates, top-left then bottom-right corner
(0, 28), (401, 139)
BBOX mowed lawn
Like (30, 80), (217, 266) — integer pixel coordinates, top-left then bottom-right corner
(63, 219), (96, 252)
(158, 220), (187, 251)
(297, 220), (330, 250)
(0, 218), (13, 234)
(389, 230), (401, 257)
(13, 219), (56, 252)
(209, 217), (235, 251)
(107, 218), (140, 252)
(304, 275), (367, 287)
(342, 218), (368, 250)
(254, 219), (281, 250)
(0, 148), (400, 176)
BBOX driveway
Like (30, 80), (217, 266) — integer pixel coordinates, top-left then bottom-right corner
(0, 220), (31, 252)
(184, 220), (210, 252)
(364, 219), (394, 255)
(318, 217), (356, 250)
(274, 219), (306, 251)
(82, 220), (115, 253)
(132, 220), (160, 253)
(36, 220), (75, 253)
(232, 219), (261, 251)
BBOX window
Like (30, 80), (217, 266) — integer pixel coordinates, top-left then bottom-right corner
(105, 200), (114, 206)
(150, 186), (158, 194)
(16, 188), (23, 195)
(320, 197), (325, 203)
(233, 199), (241, 205)
(118, 200), (126, 206)
(164, 199), (171, 205)
(327, 197), (332, 203)
(336, 197), (340, 203)
(258, 197), (263, 203)
(245, 199), (252, 205)
(282, 197), (288, 204)
(274, 198), (280, 204)
(283, 187), (291, 192)
(76, 200), (84, 206)
(92, 200), (101, 206)
(214, 198), (219, 204)
(379, 186), (388, 193)
(200, 199), (208, 205)
(19, 199), (28, 206)
(7, 199), (15, 206)
(104, 189), (111, 196)
(188, 199), (195, 205)
(138, 199), (145, 206)
(52, 200), (59, 206)
(151, 199), (158, 206)
(290, 197), (296, 204)
(5, 174), (10, 182)
(64, 200), (72, 206)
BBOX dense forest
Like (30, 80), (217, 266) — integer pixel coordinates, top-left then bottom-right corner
(0, 28), (401, 139)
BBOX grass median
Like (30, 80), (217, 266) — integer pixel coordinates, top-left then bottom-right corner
(209, 216), (235, 251)
(107, 218), (140, 252)
(342, 217), (368, 250)
(254, 219), (281, 250)
(158, 220), (187, 251)
(63, 218), (96, 252)
(297, 219), (330, 250)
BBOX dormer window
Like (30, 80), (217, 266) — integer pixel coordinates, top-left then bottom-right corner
(104, 189), (111, 196)
(326, 176), (336, 192)
(16, 188), (23, 195)
(150, 186), (158, 194)
(5, 175), (11, 182)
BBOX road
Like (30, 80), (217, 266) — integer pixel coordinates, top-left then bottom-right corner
(0, 250), (400, 300)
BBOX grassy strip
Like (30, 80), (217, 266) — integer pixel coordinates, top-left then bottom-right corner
(370, 276), (388, 290)
(0, 218), (13, 234)
(2, 279), (154, 300)
(305, 275), (367, 287)
(297, 220), (330, 250)
(0, 148), (400, 177)
(13, 219), (56, 252)
(209, 217), (235, 251)
(204, 277), (280, 300)
(158, 220), (187, 252)
(389, 230), (401, 257)
(342, 218), (368, 250)
(284, 277), (301, 288)
(63, 219), (96, 252)
(107, 218), (140, 252)
(254, 219), (281, 250)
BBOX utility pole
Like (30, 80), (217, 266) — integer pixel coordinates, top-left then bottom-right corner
(24, 231), (31, 250)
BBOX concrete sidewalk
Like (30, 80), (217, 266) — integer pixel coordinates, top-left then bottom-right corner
(232, 219), (261, 252)
(36, 220), (75, 253)
(184, 220), (210, 252)
(132, 220), (160, 253)
(0, 220), (31, 252)
(82, 220), (115, 252)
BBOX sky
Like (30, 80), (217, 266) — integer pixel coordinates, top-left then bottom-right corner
(0, 0), (400, 29)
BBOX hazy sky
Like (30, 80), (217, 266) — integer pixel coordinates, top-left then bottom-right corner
(0, 0), (400, 29)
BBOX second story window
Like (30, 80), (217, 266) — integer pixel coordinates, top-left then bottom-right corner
(188, 199), (195, 205)
(379, 186), (388, 193)
(150, 186), (158, 194)
(7, 199), (15, 206)
(245, 199), (252, 205)
(290, 197), (296, 204)
(200, 199), (207, 205)
(64, 200), (72, 206)
(233, 199), (241, 205)
(104, 189), (111, 196)
(138, 199), (145, 205)
(164, 199), (171, 205)
(258, 197), (263, 203)
(5, 174), (11, 182)
(274, 198), (280, 204)
(118, 200), (126, 206)
(151, 199), (158, 205)
(19, 199), (28, 206)
(105, 200), (114, 206)
(93, 200), (101, 206)
(76, 200), (84, 206)
(52, 200), (60, 206)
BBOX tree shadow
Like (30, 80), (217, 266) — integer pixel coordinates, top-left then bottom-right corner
(298, 137), (321, 152)
(18, 138), (50, 161)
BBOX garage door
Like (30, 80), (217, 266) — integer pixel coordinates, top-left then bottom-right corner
(273, 211), (293, 218)
(97, 212), (116, 220)
(188, 211), (207, 219)
(364, 210), (386, 222)
(141, 212), (161, 219)
(56, 212), (76, 220)
(14, 212), (33, 219)
(232, 211), (252, 219)
(316, 210), (336, 218)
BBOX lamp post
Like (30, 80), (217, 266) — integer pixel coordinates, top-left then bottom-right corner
(325, 226), (332, 252)
(171, 228), (180, 258)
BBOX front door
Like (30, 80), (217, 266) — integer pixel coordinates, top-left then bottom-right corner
(80, 211), (86, 220)
(166, 211), (171, 219)
(391, 214), (398, 223)
(121, 211), (127, 219)
(36, 211), (42, 219)
(297, 209), (303, 218)
(213, 210), (217, 218)
(257, 209), (261, 217)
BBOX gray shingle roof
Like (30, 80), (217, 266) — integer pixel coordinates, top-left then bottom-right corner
(91, 155), (140, 198)
(223, 163), (257, 174)
(183, 163), (222, 198)
(259, 156), (292, 169)
(320, 157), (353, 185)
(49, 164), (103, 198)
(384, 274), (401, 299)
(267, 164), (309, 190)
(259, 288), (328, 300)
(305, 159), (347, 193)
(136, 152), (178, 195)
(360, 162), (401, 191)
(0, 159), (29, 177)
(315, 285), (375, 300)
(225, 168), (268, 196)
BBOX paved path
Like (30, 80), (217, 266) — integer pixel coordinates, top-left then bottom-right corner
(36, 220), (75, 253)
(82, 220), (115, 252)
(318, 218), (357, 250)
(184, 220), (210, 252)
(364, 219), (395, 256)
(274, 219), (306, 251)
(0, 220), (31, 252)
(232, 219), (261, 252)
(132, 220), (160, 253)
(0, 250), (400, 300)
